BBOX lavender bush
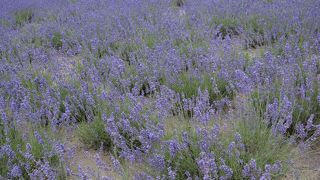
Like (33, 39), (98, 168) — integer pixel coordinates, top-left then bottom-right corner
(1, 0), (320, 179)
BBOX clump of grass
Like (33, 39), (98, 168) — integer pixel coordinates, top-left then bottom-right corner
(52, 32), (63, 50)
(76, 115), (143, 154)
(171, 72), (234, 104)
(77, 117), (113, 151)
(170, 73), (200, 99)
(243, 16), (267, 48)
(32, 36), (44, 48)
(0, 18), (10, 27)
(15, 9), (33, 26)
(168, 72), (234, 117)
(142, 33), (157, 49)
(246, 16), (264, 35)
(173, 0), (185, 7)
(211, 17), (239, 38)
(235, 116), (291, 173)
(108, 41), (141, 63)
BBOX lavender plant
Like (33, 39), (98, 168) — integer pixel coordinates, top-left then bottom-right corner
(0, 119), (65, 179)
(1, 0), (320, 179)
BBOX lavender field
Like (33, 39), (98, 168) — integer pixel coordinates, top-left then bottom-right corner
(1, 0), (320, 179)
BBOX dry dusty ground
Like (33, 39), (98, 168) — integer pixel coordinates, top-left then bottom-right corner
(283, 146), (320, 180)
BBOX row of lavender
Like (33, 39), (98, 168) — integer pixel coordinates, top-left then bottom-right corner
(1, 0), (320, 179)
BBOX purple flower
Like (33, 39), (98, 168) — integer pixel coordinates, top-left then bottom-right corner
(94, 153), (110, 172)
(265, 99), (279, 125)
(133, 172), (154, 180)
(10, 165), (22, 178)
(270, 161), (282, 174)
(167, 139), (180, 157)
(233, 69), (252, 94)
(219, 164), (233, 180)
(77, 165), (88, 180)
(242, 159), (261, 179)
(34, 131), (44, 145)
(295, 123), (307, 139)
(306, 114), (315, 131)
(168, 166), (176, 180)
(227, 141), (236, 156)
(197, 152), (218, 178)
(148, 154), (165, 171)
(260, 164), (272, 180)
(181, 131), (189, 148)
(111, 156), (122, 173)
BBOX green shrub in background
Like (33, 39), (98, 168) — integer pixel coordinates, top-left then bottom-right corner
(173, 0), (185, 7)
(169, 72), (234, 117)
(211, 17), (239, 38)
(77, 117), (114, 151)
(52, 32), (63, 50)
(15, 9), (33, 26)
(246, 16), (264, 35)
(235, 115), (291, 175)
(171, 72), (234, 103)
